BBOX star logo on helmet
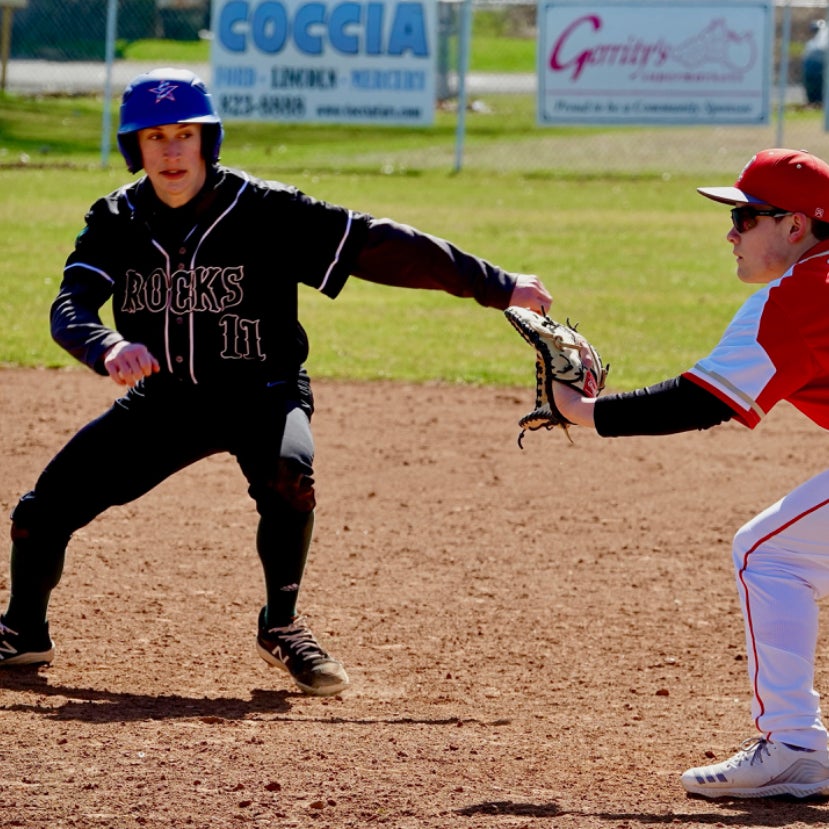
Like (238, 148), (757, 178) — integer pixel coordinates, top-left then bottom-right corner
(149, 81), (178, 104)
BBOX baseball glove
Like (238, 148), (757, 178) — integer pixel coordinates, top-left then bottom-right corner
(505, 306), (607, 447)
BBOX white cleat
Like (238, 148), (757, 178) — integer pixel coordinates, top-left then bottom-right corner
(682, 737), (829, 799)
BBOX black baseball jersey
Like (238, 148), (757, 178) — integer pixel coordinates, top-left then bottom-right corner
(52, 166), (517, 389)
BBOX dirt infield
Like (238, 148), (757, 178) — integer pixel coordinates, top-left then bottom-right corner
(2, 366), (829, 828)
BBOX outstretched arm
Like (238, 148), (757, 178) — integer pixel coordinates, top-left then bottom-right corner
(554, 375), (735, 436)
(353, 218), (552, 310)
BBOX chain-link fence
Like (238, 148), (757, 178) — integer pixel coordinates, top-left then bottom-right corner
(2, 0), (829, 175)
(8, 0), (208, 61)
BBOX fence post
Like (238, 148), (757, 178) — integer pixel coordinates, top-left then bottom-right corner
(453, 0), (473, 173)
(100, 0), (118, 168)
(824, 6), (829, 132)
(776, 0), (792, 146)
(0, 0), (27, 94)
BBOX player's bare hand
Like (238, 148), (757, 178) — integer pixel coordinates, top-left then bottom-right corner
(103, 341), (160, 387)
(551, 381), (596, 429)
(509, 274), (553, 315)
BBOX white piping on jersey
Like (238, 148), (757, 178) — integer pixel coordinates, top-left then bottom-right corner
(320, 211), (354, 293)
(64, 262), (114, 285)
(122, 185), (136, 212)
(689, 363), (767, 421)
(148, 239), (180, 379)
(191, 175), (249, 263)
(188, 296), (196, 382)
(797, 248), (829, 267)
(183, 177), (250, 383)
(687, 281), (784, 424)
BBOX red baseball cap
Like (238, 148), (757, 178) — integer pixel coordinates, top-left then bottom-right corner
(697, 148), (829, 221)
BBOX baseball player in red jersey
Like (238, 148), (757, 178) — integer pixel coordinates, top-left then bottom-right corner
(553, 148), (829, 798)
(0, 68), (552, 696)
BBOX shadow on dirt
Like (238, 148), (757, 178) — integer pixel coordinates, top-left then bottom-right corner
(457, 799), (829, 825)
(594, 802), (829, 826)
(457, 800), (564, 817)
(0, 667), (295, 720)
(0, 667), (492, 728)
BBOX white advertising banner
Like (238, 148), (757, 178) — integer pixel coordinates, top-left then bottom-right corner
(537, 1), (774, 126)
(210, 0), (437, 125)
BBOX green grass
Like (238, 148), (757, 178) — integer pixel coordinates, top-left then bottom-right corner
(117, 22), (538, 73)
(1, 62), (816, 390)
(0, 91), (532, 171)
(119, 38), (211, 63)
(0, 97), (107, 163)
(0, 158), (747, 390)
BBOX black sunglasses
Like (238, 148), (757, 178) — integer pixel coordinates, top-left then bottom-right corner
(730, 206), (791, 234)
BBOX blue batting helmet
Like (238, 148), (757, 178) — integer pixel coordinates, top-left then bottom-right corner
(117, 67), (224, 174)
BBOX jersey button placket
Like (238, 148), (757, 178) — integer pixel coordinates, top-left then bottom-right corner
(170, 255), (190, 378)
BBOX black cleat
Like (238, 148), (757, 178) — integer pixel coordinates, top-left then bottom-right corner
(0, 616), (54, 666)
(256, 608), (349, 696)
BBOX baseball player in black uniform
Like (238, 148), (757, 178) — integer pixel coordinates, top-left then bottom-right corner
(0, 68), (552, 695)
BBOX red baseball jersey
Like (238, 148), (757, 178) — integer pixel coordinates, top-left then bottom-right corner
(685, 239), (829, 430)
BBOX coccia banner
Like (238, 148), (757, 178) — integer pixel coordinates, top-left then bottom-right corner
(210, 0), (437, 125)
(537, 1), (774, 125)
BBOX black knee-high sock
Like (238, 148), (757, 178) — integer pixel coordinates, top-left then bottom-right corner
(5, 539), (65, 630)
(256, 508), (314, 627)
